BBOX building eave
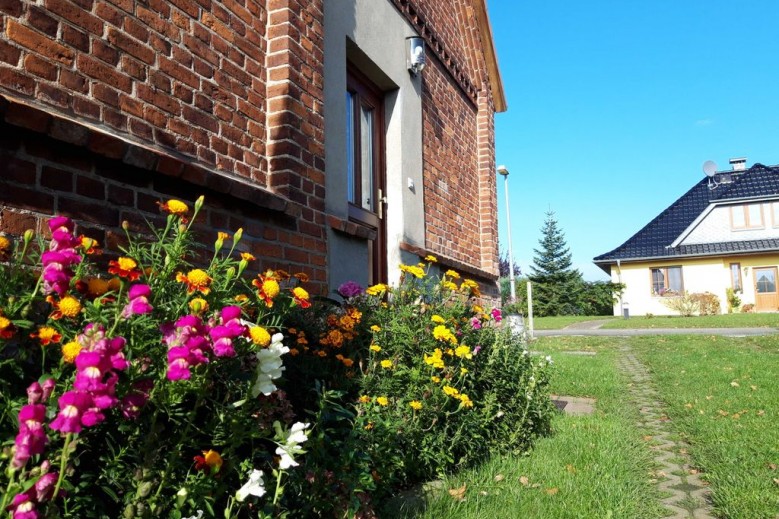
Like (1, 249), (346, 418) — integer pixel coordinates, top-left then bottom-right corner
(473, 0), (507, 112)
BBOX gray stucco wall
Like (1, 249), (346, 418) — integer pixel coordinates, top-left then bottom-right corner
(323, 0), (425, 294)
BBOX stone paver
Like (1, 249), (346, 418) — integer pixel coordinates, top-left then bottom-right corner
(550, 395), (596, 415)
(617, 345), (716, 519)
(535, 327), (778, 337)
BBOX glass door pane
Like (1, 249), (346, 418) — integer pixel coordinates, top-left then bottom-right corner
(359, 105), (374, 211)
(756, 269), (776, 293)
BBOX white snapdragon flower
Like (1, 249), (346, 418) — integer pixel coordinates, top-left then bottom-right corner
(184, 511), (203, 519)
(274, 421), (310, 470)
(236, 469), (266, 502)
(252, 333), (289, 397)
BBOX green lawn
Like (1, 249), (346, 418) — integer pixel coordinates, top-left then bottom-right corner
(394, 334), (779, 518)
(531, 315), (616, 330)
(602, 313), (779, 329)
(395, 337), (664, 519)
(630, 334), (779, 519)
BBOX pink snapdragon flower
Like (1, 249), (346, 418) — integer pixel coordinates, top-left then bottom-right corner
(41, 217), (82, 296)
(7, 491), (38, 519)
(471, 317), (482, 330)
(26, 382), (43, 404)
(34, 472), (58, 503)
(491, 308), (502, 322)
(163, 315), (212, 381)
(121, 284), (153, 318)
(12, 404), (48, 469)
(49, 390), (101, 434)
(209, 306), (246, 357)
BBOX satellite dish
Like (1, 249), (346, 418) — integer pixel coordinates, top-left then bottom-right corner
(703, 160), (718, 177)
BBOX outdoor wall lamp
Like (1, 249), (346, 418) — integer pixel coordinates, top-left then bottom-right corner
(406, 36), (426, 75)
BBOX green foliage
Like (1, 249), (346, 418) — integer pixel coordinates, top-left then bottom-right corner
(0, 210), (555, 518)
(725, 288), (742, 313)
(689, 292), (721, 315)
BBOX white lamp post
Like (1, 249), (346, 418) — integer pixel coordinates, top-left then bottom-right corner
(497, 165), (516, 302)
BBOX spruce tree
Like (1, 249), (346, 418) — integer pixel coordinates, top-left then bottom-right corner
(529, 211), (584, 316)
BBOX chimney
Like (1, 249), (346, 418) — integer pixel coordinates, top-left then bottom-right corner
(729, 157), (747, 171)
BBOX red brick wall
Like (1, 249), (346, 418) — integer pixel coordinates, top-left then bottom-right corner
(393, 0), (499, 277)
(0, 118), (328, 293)
(0, 0), (270, 182)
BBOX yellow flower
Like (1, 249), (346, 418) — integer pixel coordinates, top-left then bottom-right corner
(399, 264), (425, 279)
(176, 269), (212, 295)
(409, 400), (423, 410)
(358, 395), (372, 403)
(366, 284), (387, 296)
(160, 199), (189, 216)
(454, 345), (472, 359)
(442, 385), (460, 397)
(432, 325), (457, 345)
(445, 269), (460, 279)
(460, 367), (469, 375)
(235, 294), (249, 303)
(240, 252), (255, 262)
(62, 340), (82, 363)
(32, 326), (61, 346)
(217, 232), (230, 241)
(370, 344), (382, 352)
(249, 326), (271, 347)
(201, 449), (223, 472)
(472, 305), (484, 314)
(442, 280), (458, 291)
(291, 286), (311, 308)
(370, 325), (381, 332)
(431, 315), (445, 324)
(424, 348), (445, 369)
(58, 296), (82, 318)
(189, 297), (209, 314)
(364, 422), (374, 430)
(431, 376), (441, 383)
(424, 255), (437, 263)
(380, 360), (393, 369)
(459, 394), (474, 408)
(460, 279), (480, 297)
(376, 396), (389, 406)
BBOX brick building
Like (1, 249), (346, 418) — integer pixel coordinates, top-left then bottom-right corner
(0, 0), (506, 296)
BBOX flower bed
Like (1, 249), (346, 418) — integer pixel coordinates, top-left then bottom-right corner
(0, 198), (553, 518)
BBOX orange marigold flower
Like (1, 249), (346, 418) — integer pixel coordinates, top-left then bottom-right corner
(294, 272), (309, 282)
(86, 277), (111, 298)
(47, 295), (82, 320)
(194, 449), (223, 474)
(109, 257), (142, 281)
(316, 350), (327, 358)
(235, 294), (249, 303)
(252, 274), (280, 307)
(240, 252), (255, 262)
(62, 340), (81, 363)
(217, 232), (230, 241)
(176, 269), (212, 295)
(0, 315), (16, 339)
(342, 358), (354, 367)
(189, 297), (209, 314)
(289, 347), (300, 356)
(358, 395), (371, 403)
(291, 286), (311, 308)
(158, 199), (190, 222)
(31, 326), (62, 346)
(0, 235), (11, 258)
(346, 306), (362, 321)
(323, 329), (344, 347)
(79, 236), (101, 255)
(339, 315), (356, 330)
(274, 269), (291, 281)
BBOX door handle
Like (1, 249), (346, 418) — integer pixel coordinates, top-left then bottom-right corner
(377, 188), (387, 219)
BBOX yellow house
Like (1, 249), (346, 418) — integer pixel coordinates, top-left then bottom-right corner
(594, 159), (779, 315)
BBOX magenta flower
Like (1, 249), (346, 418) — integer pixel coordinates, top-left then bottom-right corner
(41, 216), (82, 295)
(34, 472), (58, 502)
(121, 284), (153, 318)
(7, 491), (38, 519)
(12, 404), (48, 469)
(26, 382), (43, 404)
(471, 317), (482, 330)
(337, 281), (364, 298)
(163, 314), (213, 380)
(50, 391), (99, 434)
(41, 378), (55, 402)
(209, 306), (245, 357)
(491, 308), (502, 322)
(166, 347), (192, 381)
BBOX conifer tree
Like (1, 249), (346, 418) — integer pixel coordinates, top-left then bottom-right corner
(529, 211), (584, 316)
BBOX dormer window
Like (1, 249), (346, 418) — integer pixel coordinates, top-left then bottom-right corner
(730, 204), (764, 230)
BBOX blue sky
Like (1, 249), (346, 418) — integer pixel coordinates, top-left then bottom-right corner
(487, 1), (779, 280)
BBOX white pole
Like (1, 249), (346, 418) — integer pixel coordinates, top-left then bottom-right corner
(527, 281), (534, 339)
(498, 166), (516, 302)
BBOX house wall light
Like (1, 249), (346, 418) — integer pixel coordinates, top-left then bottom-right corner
(406, 36), (426, 75)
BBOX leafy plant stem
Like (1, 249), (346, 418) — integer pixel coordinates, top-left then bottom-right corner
(52, 432), (73, 500)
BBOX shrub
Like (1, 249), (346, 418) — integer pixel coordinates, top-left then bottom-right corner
(726, 288), (742, 313)
(0, 205), (554, 518)
(689, 292), (721, 315)
(662, 291), (699, 316)
(742, 303), (755, 313)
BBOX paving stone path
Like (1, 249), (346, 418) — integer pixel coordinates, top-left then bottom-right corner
(617, 345), (717, 519)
